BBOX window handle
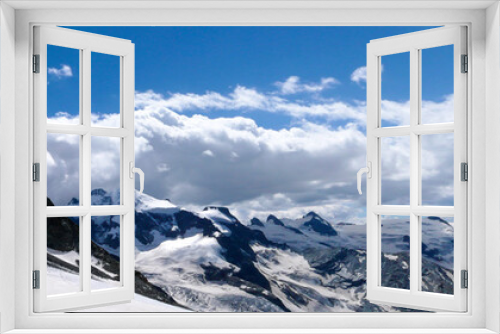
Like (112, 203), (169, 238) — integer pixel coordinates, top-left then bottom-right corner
(357, 162), (372, 195)
(129, 161), (145, 194)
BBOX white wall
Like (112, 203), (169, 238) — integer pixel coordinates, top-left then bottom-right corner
(0, 2), (16, 333)
(485, 2), (500, 333)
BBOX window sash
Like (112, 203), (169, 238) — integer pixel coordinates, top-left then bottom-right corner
(32, 26), (136, 312)
(365, 26), (468, 312)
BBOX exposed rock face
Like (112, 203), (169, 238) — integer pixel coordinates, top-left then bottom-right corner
(46, 197), (185, 309)
(46, 190), (453, 312)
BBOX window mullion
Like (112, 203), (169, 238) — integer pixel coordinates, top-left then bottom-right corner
(81, 48), (92, 295)
(409, 47), (420, 293)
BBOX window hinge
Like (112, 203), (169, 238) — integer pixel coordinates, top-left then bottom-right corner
(33, 54), (40, 73)
(33, 270), (40, 289)
(461, 54), (468, 73)
(33, 163), (40, 182)
(461, 270), (468, 289)
(461, 162), (468, 182)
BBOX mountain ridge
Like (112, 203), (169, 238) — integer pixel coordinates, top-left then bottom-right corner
(46, 189), (454, 312)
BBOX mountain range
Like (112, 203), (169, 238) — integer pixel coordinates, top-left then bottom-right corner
(46, 189), (454, 312)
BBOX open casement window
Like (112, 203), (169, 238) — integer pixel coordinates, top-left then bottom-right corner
(363, 26), (468, 312)
(33, 26), (140, 312)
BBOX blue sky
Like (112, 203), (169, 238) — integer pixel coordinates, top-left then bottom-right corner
(48, 26), (452, 129)
(46, 26), (455, 222)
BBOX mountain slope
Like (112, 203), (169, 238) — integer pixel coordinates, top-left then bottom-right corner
(47, 190), (454, 312)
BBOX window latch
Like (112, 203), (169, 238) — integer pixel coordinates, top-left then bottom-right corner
(129, 161), (145, 194)
(357, 161), (372, 195)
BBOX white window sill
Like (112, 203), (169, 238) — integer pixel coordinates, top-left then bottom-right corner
(4, 329), (498, 334)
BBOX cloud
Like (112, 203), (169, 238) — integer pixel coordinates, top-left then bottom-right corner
(136, 85), (365, 123)
(159, 86), (271, 112)
(380, 94), (453, 126)
(157, 163), (170, 173)
(275, 76), (339, 95)
(350, 66), (367, 84)
(202, 150), (215, 157)
(46, 85), (454, 223)
(48, 64), (73, 79)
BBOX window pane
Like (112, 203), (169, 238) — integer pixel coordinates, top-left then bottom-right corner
(91, 136), (121, 205)
(47, 133), (80, 206)
(421, 45), (454, 124)
(91, 52), (121, 128)
(91, 215), (122, 290)
(47, 45), (80, 125)
(421, 216), (454, 294)
(381, 215), (410, 290)
(47, 216), (81, 295)
(381, 136), (410, 205)
(381, 52), (410, 127)
(421, 133), (454, 206)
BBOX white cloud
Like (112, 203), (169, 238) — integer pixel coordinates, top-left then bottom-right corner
(350, 66), (367, 84)
(136, 85), (365, 123)
(157, 163), (170, 173)
(48, 64), (73, 78)
(275, 76), (339, 95)
(46, 85), (454, 222)
(47, 112), (79, 125)
(380, 94), (453, 126)
(202, 150), (215, 157)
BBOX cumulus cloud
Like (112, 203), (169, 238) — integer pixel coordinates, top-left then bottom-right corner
(46, 84), (454, 223)
(380, 94), (453, 126)
(48, 64), (73, 79)
(202, 150), (215, 157)
(350, 66), (367, 84)
(275, 76), (339, 95)
(136, 86), (365, 123)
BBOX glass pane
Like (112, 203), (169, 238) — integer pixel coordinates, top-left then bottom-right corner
(47, 45), (80, 125)
(47, 216), (81, 295)
(91, 136), (121, 204)
(421, 45), (454, 124)
(421, 216), (454, 294)
(381, 52), (410, 127)
(381, 136), (410, 205)
(91, 215), (122, 290)
(421, 133), (454, 206)
(381, 215), (410, 290)
(91, 52), (121, 127)
(47, 133), (80, 206)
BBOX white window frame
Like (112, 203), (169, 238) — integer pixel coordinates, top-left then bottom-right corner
(0, 2), (499, 333)
(32, 26), (136, 312)
(365, 26), (468, 312)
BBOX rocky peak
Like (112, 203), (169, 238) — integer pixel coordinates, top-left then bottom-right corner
(250, 218), (265, 227)
(203, 206), (239, 222)
(266, 215), (285, 226)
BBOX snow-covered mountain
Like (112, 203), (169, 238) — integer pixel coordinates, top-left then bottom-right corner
(47, 189), (454, 312)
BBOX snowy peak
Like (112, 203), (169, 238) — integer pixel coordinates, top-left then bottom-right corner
(135, 191), (179, 215)
(90, 188), (120, 206)
(201, 206), (239, 224)
(303, 211), (321, 219)
(266, 215), (285, 226)
(301, 212), (337, 236)
(92, 188), (108, 197)
(250, 218), (265, 227)
(427, 216), (452, 227)
(47, 189), (455, 312)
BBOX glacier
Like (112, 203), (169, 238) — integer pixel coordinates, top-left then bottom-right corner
(45, 189), (454, 312)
